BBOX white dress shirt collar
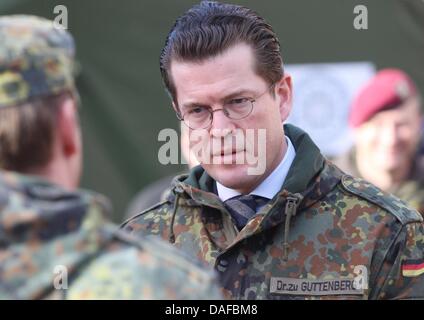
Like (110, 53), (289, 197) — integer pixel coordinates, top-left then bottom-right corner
(217, 136), (296, 202)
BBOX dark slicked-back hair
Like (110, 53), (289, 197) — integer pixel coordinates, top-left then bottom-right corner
(160, 1), (283, 103)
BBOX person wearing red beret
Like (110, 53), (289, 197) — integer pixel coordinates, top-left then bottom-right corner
(334, 68), (424, 215)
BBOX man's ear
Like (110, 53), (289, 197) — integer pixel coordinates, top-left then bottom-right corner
(276, 74), (293, 122)
(172, 101), (181, 118)
(58, 96), (80, 157)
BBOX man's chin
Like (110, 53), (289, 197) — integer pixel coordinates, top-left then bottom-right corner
(378, 157), (405, 171)
(204, 164), (253, 188)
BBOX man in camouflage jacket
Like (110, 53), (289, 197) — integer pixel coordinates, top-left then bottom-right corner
(124, 124), (424, 299)
(122, 2), (424, 300)
(0, 15), (221, 300)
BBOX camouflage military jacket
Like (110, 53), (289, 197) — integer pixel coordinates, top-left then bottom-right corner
(0, 170), (221, 299)
(333, 147), (424, 216)
(122, 124), (424, 300)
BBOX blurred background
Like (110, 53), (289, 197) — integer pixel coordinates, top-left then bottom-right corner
(1, 0), (423, 222)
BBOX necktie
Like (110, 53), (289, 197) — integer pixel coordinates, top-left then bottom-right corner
(224, 195), (269, 230)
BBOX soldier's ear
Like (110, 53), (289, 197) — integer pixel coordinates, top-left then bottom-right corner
(58, 96), (80, 157)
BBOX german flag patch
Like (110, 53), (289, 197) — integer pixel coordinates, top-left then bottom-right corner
(402, 259), (424, 277)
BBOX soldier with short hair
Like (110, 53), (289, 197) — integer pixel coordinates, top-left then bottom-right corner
(122, 1), (424, 299)
(0, 15), (222, 300)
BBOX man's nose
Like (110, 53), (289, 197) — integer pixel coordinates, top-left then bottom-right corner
(380, 124), (399, 147)
(210, 109), (236, 137)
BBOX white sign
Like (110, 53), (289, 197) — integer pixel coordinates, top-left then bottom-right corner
(285, 62), (376, 156)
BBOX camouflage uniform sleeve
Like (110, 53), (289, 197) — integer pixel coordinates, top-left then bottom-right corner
(372, 221), (424, 299)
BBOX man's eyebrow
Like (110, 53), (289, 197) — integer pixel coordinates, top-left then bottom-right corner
(222, 89), (255, 101)
(181, 102), (209, 109)
(181, 89), (255, 109)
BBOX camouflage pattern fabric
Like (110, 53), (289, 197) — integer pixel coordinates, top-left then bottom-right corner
(333, 147), (424, 216)
(0, 15), (76, 108)
(0, 170), (222, 299)
(122, 124), (424, 300)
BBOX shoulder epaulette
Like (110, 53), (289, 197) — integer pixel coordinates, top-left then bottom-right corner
(120, 199), (170, 228)
(341, 174), (422, 225)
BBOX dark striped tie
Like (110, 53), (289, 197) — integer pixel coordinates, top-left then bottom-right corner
(224, 195), (269, 230)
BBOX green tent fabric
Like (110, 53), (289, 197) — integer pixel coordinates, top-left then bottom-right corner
(1, 0), (423, 222)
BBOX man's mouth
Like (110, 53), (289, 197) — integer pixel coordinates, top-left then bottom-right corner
(208, 149), (247, 165)
(213, 149), (245, 157)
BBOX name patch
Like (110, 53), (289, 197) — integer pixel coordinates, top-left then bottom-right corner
(270, 277), (364, 296)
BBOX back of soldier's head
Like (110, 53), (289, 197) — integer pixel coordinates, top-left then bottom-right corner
(0, 15), (78, 173)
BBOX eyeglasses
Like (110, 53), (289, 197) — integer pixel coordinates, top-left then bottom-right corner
(176, 84), (275, 130)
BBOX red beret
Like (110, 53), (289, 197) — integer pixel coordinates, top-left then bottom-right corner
(349, 68), (417, 128)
